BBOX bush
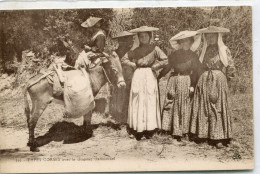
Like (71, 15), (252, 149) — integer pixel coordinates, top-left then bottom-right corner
(131, 7), (252, 94)
(0, 7), (252, 94)
(0, 9), (114, 74)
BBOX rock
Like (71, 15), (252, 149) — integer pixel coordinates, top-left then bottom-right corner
(1, 74), (8, 79)
(0, 82), (11, 92)
(230, 141), (241, 149)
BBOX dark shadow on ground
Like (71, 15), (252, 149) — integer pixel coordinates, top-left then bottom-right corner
(35, 121), (92, 147)
(35, 121), (121, 148)
(0, 121), (122, 158)
(0, 148), (44, 159)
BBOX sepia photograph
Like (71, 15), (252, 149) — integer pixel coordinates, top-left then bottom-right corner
(0, 2), (254, 173)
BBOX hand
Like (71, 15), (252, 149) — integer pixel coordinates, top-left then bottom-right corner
(84, 45), (91, 52)
(189, 87), (194, 93)
(130, 62), (136, 70)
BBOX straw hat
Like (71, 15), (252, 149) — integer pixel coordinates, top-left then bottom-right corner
(81, 17), (103, 28)
(112, 31), (135, 39)
(129, 26), (159, 33)
(170, 30), (197, 41)
(169, 30), (200, 51)
(197, 26), (230, 34)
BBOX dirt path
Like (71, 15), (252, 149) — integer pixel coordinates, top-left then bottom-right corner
(0, 91), (254, 172)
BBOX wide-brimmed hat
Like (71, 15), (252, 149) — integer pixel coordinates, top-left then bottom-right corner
(169, 30), (200, 51)
(129, 26), (159, 33)
(197, 26), (230, 34)
(81, 17), (103, 28)
(170, 30), (197, 41)
(112, 31), (135, 39)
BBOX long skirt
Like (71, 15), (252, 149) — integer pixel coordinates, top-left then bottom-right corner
(161, 74), (191, 136)
(128, 68), (161, 132)
(190, 70), (232, 140)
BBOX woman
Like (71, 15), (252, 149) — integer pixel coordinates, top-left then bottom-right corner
(190, 26), (236, 148)
(109, 31), (135, 124)
(75, 17), (107, 69)
(81, 16), (106, 53)
(122, 26), (168, 140)
(158, 31), (203, 141)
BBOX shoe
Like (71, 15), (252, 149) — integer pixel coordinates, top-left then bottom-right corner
(144, 132), (154, 139)
(135, 133), (143, 141)
(129, 134), (135, 139)
(183, 134), (189, 141)
(216, 142), (224, 149)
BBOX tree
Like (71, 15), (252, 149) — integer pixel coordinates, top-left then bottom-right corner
(0, 9), (114, 73)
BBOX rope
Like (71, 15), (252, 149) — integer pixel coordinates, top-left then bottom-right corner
(102, 66), (112, 85)
(27, 71), (54, 89)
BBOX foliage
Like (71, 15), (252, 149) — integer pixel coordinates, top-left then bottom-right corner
(0, 9), (113, 73)
(131, 7), (252, 93)
(0, 7), (252, 94)
(131, 7), (208, 54)
(211, 6), (252, 93)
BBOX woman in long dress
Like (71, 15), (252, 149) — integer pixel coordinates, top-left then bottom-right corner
(158, 31), (203, 141)
(190, 26), (236, 148)
(122, 26), (168, 140)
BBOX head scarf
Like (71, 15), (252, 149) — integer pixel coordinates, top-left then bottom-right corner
(199, 33), (229, 67)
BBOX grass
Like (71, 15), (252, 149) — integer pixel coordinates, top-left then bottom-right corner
(0, 75), (254, 162)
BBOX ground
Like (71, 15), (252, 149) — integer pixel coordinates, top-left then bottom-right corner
(0, 75), (254, 172)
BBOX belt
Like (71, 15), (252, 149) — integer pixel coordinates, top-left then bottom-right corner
(170, 71), (190, 76)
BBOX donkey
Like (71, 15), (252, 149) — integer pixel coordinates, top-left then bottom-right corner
(24, 48), (126, 152)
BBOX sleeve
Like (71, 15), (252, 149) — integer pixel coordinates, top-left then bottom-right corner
(95, 34), (106, 52)
(190, 52), (204, 87)
(121, 52), (136, 68)
(155, 46), (168, 60)
(226, 48), (236, 80)
(152, 46), (168, 71)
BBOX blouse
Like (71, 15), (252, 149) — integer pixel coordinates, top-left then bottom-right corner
(121, 44), (168, 71)
(203, 44), (236, 80)
(159, 49), (203, 87)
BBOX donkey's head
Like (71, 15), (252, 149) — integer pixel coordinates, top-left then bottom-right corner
(101, 52), (126, 88)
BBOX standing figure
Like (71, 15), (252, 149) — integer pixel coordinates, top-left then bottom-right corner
(122, 26), (168, 140)
(158, 31), (203, 141)
(109, 31), (135, 124)
(190, 26), (236, 148)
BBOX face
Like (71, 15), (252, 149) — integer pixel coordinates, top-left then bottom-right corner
(205, 33), (218, 45)
(118, 36), (134, 49)
(178, 37), (193, 50)
(138, 32), (150, 44)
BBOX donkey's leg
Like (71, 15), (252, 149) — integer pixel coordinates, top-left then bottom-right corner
(28, 100), (50, 152)
(83, 111), (93, 136)
(105, 84), (112, 117)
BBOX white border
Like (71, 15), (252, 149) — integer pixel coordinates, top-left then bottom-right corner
(0, 1), (259, 173)
(0, 1), (252, 10)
